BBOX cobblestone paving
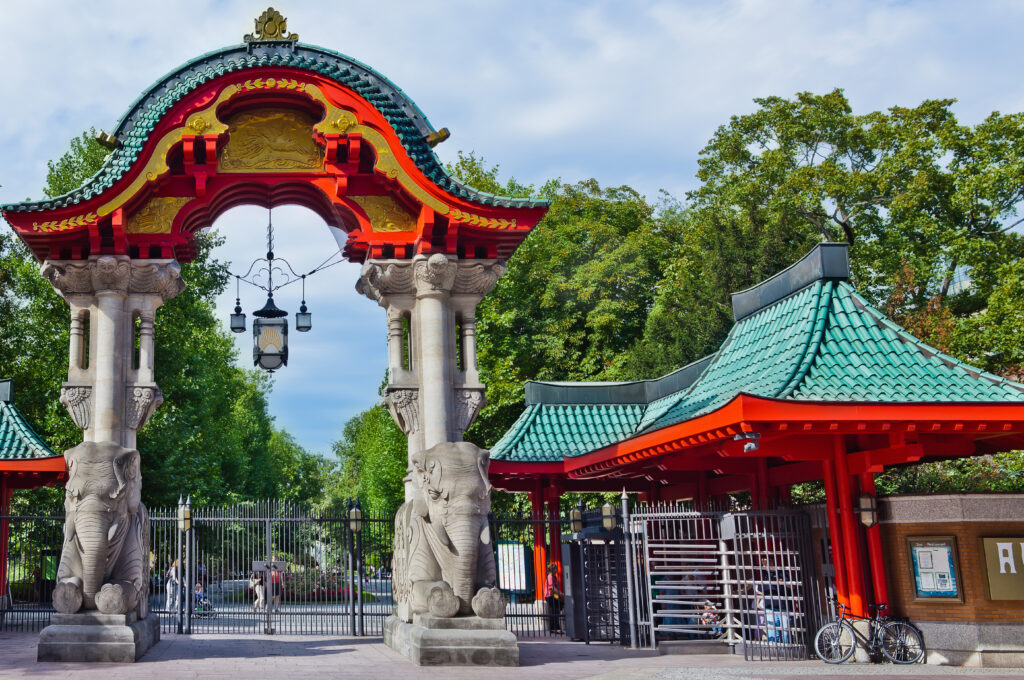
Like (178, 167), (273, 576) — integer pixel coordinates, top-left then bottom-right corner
(1, 632), (1023, 680)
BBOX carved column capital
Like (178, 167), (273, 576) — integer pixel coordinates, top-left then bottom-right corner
(383, 386), (420, 436)
(41, 256), (185, 301)
(453, 260), (506, 296)
(60, 384), (93, 431)
(413, 253), (458, 297)
(355, 260), (415, 305)
(125, 385), (163, 430)
(454, 387), (486, 433)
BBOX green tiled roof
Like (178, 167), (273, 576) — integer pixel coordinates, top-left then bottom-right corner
(490, 403), (645, 463)
(2, 43), (548, 215)
(491, 246), (1024, 463)
(0, 401), (60, 461)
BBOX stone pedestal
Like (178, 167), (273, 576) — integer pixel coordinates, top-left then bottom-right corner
(38, 612), (160, 662)
(384, 614), (518, 666)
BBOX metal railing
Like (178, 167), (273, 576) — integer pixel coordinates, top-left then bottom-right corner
(624, 504), (824, 660)
(3, 503), (571, 639)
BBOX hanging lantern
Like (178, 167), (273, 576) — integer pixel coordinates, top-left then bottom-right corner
(230, 298), (247, 333)
(252, 295), (288, 372)
(230, 277), (246, 333)
(295, 276), (311, 332)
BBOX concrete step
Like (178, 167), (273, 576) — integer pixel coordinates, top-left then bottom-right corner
(658, 639), (732, 655)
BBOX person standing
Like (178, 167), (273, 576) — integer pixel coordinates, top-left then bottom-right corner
(269, 557), (283, 612)
(165, 559), (180, 612)
(545, 563), (562, 633)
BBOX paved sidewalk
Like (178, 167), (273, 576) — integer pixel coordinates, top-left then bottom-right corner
(1, 632), (1023, 680)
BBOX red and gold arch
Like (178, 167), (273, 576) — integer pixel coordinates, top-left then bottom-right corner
(3, 17), (547, 263)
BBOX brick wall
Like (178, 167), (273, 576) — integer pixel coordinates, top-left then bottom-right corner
(880, 502), (1024, 624)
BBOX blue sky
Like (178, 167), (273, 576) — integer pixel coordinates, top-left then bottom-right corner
(3, 1), (1023, 456)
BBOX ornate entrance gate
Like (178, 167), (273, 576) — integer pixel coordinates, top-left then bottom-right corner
(0, 10), (549, 646)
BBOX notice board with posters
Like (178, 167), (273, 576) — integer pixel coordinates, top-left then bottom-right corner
(907, 536), (962, 602)
(981, 537), (1024, 600)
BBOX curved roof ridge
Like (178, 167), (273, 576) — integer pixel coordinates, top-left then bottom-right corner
(489, 403), (541, 460)
(774, 280), (834, 398)
(3, 42), (549, 215)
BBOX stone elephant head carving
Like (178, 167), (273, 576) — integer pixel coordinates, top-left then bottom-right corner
(394, 441), (503, 620)
(54, 441), (150, 616)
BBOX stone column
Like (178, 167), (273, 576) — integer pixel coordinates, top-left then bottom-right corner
(42, 256), (185, 448)
(356, 254), (505, 476)
(412, 254), (458, 449)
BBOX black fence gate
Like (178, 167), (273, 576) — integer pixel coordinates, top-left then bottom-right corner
(3, 503), (572, 638)
(148, 501), (395, 636)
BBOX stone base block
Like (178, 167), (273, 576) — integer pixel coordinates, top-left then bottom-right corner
(384, 614), (518, 666)
(38, 612), (160, 663)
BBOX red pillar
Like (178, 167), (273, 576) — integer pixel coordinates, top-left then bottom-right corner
(778, 484), (792, 505)
(821, 458), (849, 608)
(696, 472), (709, 510)
(0, 476), (10, 596)
(529, 479), (547, 602)
(545, 484), (563, 589)
(859, 472), (889, 608)
(834, 438), (867, 617)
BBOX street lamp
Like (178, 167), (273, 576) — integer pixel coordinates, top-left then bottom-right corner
(348, 499), (363, 534)
(177, 495), (192, 532)
(602, 501), (617, 531)
(569, 501), (584, 534)
(858, 493), (878, 528)
(253, 295), (288, 372)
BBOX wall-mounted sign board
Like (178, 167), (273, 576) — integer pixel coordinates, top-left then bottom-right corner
(981, 537), (1024, 600)
(907, 536), (962, 602)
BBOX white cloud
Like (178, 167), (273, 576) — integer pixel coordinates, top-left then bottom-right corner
(3, 0), (1022, 451)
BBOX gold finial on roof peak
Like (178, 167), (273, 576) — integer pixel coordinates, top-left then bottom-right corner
(244, 8), (298, 43)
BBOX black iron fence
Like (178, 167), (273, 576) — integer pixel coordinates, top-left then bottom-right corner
(0, 514), (62, 633)
(2, 503), (570, 638)
(3, 500), (824, 657)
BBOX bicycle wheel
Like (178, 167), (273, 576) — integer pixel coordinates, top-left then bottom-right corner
(881, 621), (924, 664)
(814, 621), (856, 663)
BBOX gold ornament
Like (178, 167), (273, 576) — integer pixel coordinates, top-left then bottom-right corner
(350, 196), (417, 232)
(244, 8), (298, 43)
(219, 109), (323, 173)
(31, 212), (98, 233)
(126, 197), (190, 234)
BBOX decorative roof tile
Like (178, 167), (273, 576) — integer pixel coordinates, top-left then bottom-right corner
(490, 244), (1024, 463)
(2, 43), (548, 215)
(0, 401), (60, 461)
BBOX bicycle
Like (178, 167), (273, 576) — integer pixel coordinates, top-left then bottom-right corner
(814, 600), (924, 664)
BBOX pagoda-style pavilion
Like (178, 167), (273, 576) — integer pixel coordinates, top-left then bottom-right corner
(489, 243), (1024, 617)
(0, 380), (66, 605)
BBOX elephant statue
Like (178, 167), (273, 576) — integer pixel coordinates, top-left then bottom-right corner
(52, 441), (150, 617)
(392, 441), (505, 621)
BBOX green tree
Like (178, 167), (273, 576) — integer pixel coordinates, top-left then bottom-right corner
(625, 91), (1024, 378)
